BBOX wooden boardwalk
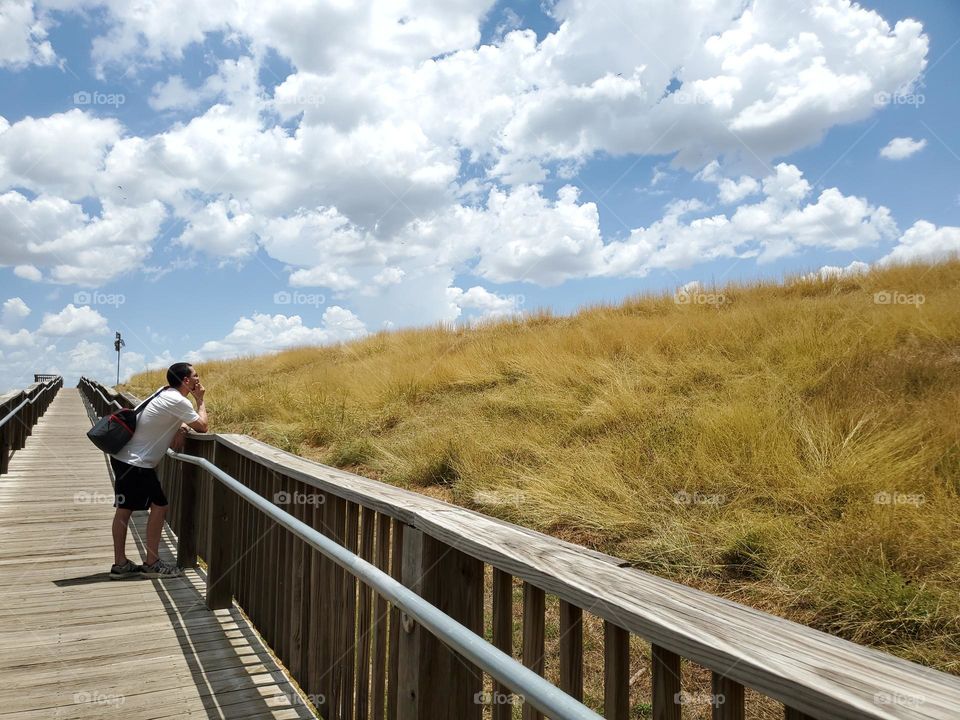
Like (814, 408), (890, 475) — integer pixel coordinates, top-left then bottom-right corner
(0, 388), (317, 720)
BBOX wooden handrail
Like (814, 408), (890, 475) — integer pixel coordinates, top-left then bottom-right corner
(0, 375), (63, 474)
(78, 376), (960, 719)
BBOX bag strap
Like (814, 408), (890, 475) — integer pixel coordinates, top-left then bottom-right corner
(132, 386), (170, 417)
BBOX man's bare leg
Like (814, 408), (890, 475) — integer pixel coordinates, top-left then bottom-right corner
(112, 508), (134, 566)
(144, 503), (169, 566)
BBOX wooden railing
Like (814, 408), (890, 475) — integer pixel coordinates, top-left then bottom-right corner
(77, 377), (960, 720)
(0, 375), (63, 474)
(33, 373), (59, 383)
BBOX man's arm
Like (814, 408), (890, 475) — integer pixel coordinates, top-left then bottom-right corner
(186, 382), (208, 433)
(170, 424), (188, 451)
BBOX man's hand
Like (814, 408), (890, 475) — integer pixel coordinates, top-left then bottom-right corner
(191, 380), (205, 402)
(170, 426), (187, 451)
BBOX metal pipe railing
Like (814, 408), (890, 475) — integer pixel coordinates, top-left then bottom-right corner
(166, 446), (605, 720)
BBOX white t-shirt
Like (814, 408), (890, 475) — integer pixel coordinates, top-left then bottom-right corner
(111, 388), (200, 468)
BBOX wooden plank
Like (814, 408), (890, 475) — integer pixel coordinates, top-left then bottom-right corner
(559, 600), (583, 702)
(356, 506), (377, 720)
(207, 445), (238, 610)
(320, 487), (337, 718)
(492, 568), (514, 720)
(231, 458), (247, 620)
(395, 525), (483, 719)
(343, 501), (360, 720)
(288, 480), (307, 683)
(521, 582), (545, 720)
(372, 513), (391, 720)
(278, 474), (293, 668)
(330, 494), (347, 717)
(306, 496), (324, 704)
(386, 517), (402, 720)
(176, 444), (199, 569)
(712, 671), (745, 720)
(652, 643), (681, 720)
(250, 464), (265, 630)
(267, 470), (281, 659)
(604, 621), (630, 720)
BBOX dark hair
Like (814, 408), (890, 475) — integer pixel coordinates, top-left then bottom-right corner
(166, 362), (194, 388)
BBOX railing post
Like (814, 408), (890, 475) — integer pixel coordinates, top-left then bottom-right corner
(396, 527), (483, 720)
(0, 425), (9, 475)
(492, 569), (515, 720)
(652, 644), (681, 720)
(206, 441), (237, 610)
(13, 393), (24, 451)
(176, 440), (199, 570)
(604, 621), (629, 720)
(559, 600), (583, 704)
(24, 390), (34, 436)
(522, 582), (545, 720)
(712, 672), (744, 719)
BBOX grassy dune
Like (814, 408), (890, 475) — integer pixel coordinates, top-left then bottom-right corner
(126, 259), (960, 674)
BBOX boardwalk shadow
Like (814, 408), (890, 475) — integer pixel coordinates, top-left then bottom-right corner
(53, 572), (146, 586)
(128, 514), (314, 718)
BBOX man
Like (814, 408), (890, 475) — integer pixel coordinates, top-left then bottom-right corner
(109, 362), (208, 579)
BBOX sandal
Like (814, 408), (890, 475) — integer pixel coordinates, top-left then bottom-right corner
(109, 559), (142, 580)
(140, 559), (182, 578)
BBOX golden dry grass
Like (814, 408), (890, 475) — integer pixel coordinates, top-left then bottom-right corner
(126, 259), (960, 681)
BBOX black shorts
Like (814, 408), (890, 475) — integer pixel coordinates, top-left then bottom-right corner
(110, 456), (168, 510)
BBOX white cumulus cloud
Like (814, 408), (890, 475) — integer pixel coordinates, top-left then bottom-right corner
(879, 136), (927, 160)
(186, 308), (367, 361)
(2, 297), (31, 325)
(38, 304), (109, 337)
(0, 0), (56, 68)
(880, 221), (960, 265)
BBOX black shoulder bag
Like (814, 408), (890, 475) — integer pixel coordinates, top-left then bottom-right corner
(86, 387), (168, 454)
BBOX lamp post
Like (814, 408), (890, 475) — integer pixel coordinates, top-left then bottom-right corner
(114, 331), (125, 386)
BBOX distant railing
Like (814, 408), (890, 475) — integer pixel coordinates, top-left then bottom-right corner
(77, 376), (960, 720)
(0, 375), (63, 474)
(33, 374), (58, 383)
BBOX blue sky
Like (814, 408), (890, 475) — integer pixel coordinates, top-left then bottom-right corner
(1, 0), (959, 392)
